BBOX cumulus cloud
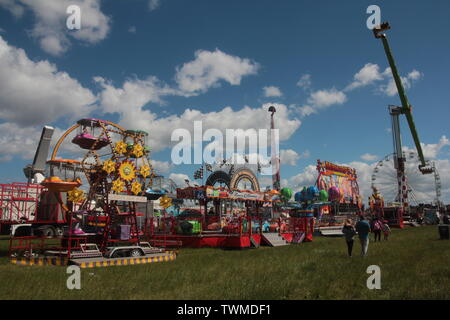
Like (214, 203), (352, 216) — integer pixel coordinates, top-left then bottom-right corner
(380, 68), (423, 96)
(148, 0), (161, 11)
(345, 63), (423, 96)
(296, 74), (311, 90)
(0, 123), (42, 162)
(402, 136), (450, 160)
(297, 88), (347, 116)
(95, 75), (302, 154)
(151, 159), (171, 174)
(175, 49), (259, 94)
(94, 76), (176, 114)
(360, 153), (378, 162)
(285, 165), (318, 194)
(263, 86), (282, 98)
(0, 0), (110, 55)
(280, 149), (309, 166)
(169, 173), (191, 187)
(307, 88), (347, 108)
(0, 35), (96, 126)
(0, 0), (25, 17)
(345, 63), (384, 91)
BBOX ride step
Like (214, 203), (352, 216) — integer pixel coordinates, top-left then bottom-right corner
(261, 233), (289, 247)
(250, 237), (260, 248)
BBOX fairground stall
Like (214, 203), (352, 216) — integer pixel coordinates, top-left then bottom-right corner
(315, 160), (363, 235)
(147, 186), (276, 248)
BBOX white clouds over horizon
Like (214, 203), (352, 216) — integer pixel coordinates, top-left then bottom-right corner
(0, 0), (110, 56)
(360, 153), (378, 162)
(263, 86), (282, 98)
(0, 35), (95, 126)
(175, 49), (259, 94)
(345, 63), (423, 97)
(298, 88), (347, 116)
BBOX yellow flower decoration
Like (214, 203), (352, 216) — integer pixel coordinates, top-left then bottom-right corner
(118, 161), (136, 181)
(102, 159), (116, 174)
(139, 165), (151, 178)
(159, 195), (172, 209)
(131, 181), (142, 195)
(114, 141), (128, 155)
(67, 188), (85, 203)
(112, 179), (125, 193)
(132, 144), (144, 158)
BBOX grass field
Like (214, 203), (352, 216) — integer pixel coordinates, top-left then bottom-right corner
(0, 225), (448, 300)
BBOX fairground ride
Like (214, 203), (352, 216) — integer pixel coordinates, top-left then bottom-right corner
(372, 22), (435, 214)
(8, 119), (177, 263)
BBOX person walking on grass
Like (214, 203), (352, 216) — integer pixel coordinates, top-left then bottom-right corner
(355, 215), (371, 256)
(342, 219), (356, 257)
(382, 220), (391, 241)
(372, 217), (383, 242)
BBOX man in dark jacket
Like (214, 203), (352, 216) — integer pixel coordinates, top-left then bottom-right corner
(355, 215), (371, 256)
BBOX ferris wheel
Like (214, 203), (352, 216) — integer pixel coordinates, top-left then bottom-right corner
(371, 152), (441, 206)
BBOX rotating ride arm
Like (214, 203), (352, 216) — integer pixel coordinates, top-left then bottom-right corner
(373, 22), (432, 174)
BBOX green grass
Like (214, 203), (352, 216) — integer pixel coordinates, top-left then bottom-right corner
(0, 226), (448, 299)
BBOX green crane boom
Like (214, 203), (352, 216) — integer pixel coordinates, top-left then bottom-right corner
(373, 22), (432, 174)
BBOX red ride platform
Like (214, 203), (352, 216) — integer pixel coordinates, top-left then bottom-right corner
(150, 233), (261, 248)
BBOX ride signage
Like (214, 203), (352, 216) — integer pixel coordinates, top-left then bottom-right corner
(108, 194), (148, 203)
(317, 160), (357, 178)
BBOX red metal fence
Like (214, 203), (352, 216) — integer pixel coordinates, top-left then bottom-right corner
(0, 183), (44, 224)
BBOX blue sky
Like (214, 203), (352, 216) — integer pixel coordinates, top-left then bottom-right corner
(0, 0), (449, 203)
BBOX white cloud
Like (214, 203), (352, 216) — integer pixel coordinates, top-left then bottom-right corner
(296, 74), (311, 89)
(345, 63), (423, 97)
(0, 123), (42, 162)
(148, 0), (161, 11)
(297, 88), (347, 116)
(421, 136), (450, 159)
(345, 63), (384, 91)
(169, 173), (191, 187)
(307, 88), (347, 108)
(360, 153), (378, 162)
(0, 35), (96, 126)
(94, 76), (175, 114)
(0, 0), (25, 17)
(151, 160), (171, 174)
(286, 164), (318, 194)
(175, 49), (259, 94)
(280, 149), (309, 166)
(402, 136), (450, 160)
(128, 26), (136, 33)
(380, 68), (423, 96)
(95, 74), (301, 154)
(0, 0), (110, 55)
(263, 86), (282, 98)
(280, 149), (299, 166)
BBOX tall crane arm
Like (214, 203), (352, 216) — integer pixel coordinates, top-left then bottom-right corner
(373, 22), (432, 174)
